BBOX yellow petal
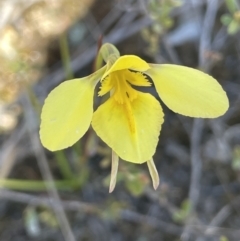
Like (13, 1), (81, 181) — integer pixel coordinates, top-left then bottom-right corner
(98, 76), (113, 96)
(92, 92), (164, 164)
(40, 66), (106, 151)
(102, 55), (150, 80)
(146, 64), (229, 118)
(125, 70), (151, 87)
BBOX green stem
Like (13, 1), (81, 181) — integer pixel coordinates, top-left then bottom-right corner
(58, 34), (83, 179)
(59, 34), (74, 79)
(95, 51), (104, 71)
(26, 85), (41, 117)
(0, 179), (80, 191)
(54, 151), (75, 180)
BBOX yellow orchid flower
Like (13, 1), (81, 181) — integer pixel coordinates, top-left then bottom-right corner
(40, 43), (229, 192)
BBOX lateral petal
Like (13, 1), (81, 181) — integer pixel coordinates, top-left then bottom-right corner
(146, 64), (229, 118)
(92, 92), (164, 164)
(40, 66), (106, 151)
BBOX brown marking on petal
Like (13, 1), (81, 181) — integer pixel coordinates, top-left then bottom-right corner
(123, 99), (136, 134)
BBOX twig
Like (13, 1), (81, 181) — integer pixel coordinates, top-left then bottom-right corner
(0, 123), (26, 179)
(198, 0), (220, 72)
(189, 119), (204, 210)
(181, 0), (220, 240)
(1, 189), (240, 238)
(180, 119), (205, 241)
(0, 189), (96, 212)
(162, 36), (181, 64)
(205, 196), (240, 235)
(22, 93), (76, 241)
(120, 209), (183, 236)
(120, 209), (240, 238)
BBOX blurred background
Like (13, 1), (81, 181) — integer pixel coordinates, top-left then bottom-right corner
(0, 0), (240, 240)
